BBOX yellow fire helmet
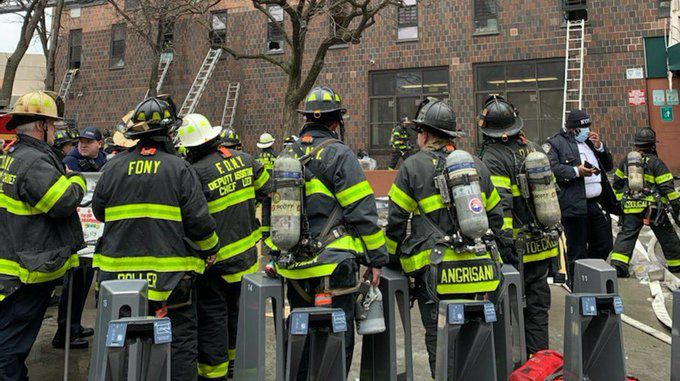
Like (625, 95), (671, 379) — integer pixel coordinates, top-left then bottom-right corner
(7, 90), (63, 130)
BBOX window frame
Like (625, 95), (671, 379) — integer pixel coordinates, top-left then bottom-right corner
(109, 23), (126, 70)
(68, 28), (82, 69)
(473, 59), (565, 145)
(162, 20), (175, 51)
(210, 10), (228, 46)
(266, 4), (285, 54)
(472, 0), (499, 36)
(368, 67), (450, 150)
(397, 0), (418, 41)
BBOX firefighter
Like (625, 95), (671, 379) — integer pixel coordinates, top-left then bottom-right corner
(265, 86), (388, 376)
(256, 132), (278, 172)
(478, 95), (559, 356)
(545, 110), (617, 285)
(219, 127), (242, 151)
(0, 91), (86, 380)
(53, 128), (79, 157)
(385, 97), (505, 378)
(92, 97), (219, 381)
(610, 127), (680, 277)
(177, 113), (272, 380)
(388, 117), (413, 170)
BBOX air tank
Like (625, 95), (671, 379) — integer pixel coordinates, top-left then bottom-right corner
(270, 153), (303, 251)
(525, 151), (561, 228)
(445, 150), (489, 240)
(627, 151), (644, 193)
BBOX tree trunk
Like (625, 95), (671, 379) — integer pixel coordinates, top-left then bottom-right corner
(283, 94), (301, 138)
(146, 20), (165, 98)
(44, 0), (65, 91)
(0, 57), (22, 109)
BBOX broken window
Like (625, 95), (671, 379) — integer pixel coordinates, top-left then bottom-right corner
(210, 11), (227, 46)
(68, 29), (82, 69)
(162, 20), (174, 51)
(398, 0), (418, 40)
(109, 23), (126, 69)
(473, 0), (498, 34)
(267, 5), (284, 53)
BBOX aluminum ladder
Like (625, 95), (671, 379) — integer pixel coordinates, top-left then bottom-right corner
(561, 19), (585, 131)
(179, 48), (222, 116)
(220, 82), (240, 128)
(145, 53), (173, 99)
(57, 68), (78, 99)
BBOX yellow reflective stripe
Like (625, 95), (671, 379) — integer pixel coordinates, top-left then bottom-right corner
(400, 249), (431, 273)
(208, 187), (256, 214)
(221, 261), (259, 283)
(0, 254), (78, 284)
(442, 249), (492, 262)
(276, 263), (338, 279)
(510, 185), (521, 197)
(644, 174), (655, 184)
(490, 176), (511, 189)
(389, 184), (417, 212)
(68, 175), (87, 193)
(668, 191), (680, 201)
(264, 236), (278, 250)
(614, 191), (623, 201)
(194, 231), (219, 251)
(105, 203), (182, 222)
(0, 193), (42, 215)
(148, 289), (173, 302)
(386, 236), (398, 255)
(260, 225), (271, 232)
(483, 189), (501, 211)
(667, 258), (680, 267)
(523, 247), (559, 263)
(0, 294), (4, 302)
(610, 253), (630, 264)
(437, 280), (500, 294)
(615, 168), (627, 179)
(93, 254), (205, 273)
(336, 180), (373, 207)
(35, 176), (70, 213)
(419, 194), (445, 214)
(361, 230), (386, 251)
(228, 348), (236, 360)
(326, 235), (363, 252)
(502, 217), (513, 230)
(254, 169), (270, 190)
(305, 178), (333, 197)
(656, 173), (674, 184)
(216, 230), (262, 262)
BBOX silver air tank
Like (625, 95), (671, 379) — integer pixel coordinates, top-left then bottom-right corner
(524, 151), (561, 228)
(270, 153), (303, 251)
(627, 151), (644, 193)
(445, 150), (489, 240)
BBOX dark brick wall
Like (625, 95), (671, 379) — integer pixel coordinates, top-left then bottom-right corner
(56, 0), (665, 165)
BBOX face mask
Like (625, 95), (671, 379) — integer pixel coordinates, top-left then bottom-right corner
(575, 127), (590, 143)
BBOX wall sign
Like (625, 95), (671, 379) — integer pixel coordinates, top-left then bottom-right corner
(653, 90), (666, 106)
(662, 106), (674, 122)
(626, 68), (644, 80)
(666, 90), (679, 106)
(628, 90), (646, 106)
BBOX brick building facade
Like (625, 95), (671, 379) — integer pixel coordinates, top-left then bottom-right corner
(55, 0), (674, 168)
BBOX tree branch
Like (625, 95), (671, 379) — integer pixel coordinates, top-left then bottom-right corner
(222, 46), (291, 74)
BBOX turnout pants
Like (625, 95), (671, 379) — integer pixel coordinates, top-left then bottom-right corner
(0, 282), (56, 381)
(196, 271), (241, 381)
(148, 277), (199, 381)
(55, 266), (94, 339)
(523, 260), (551, 356)
(561, 199), (613, 285)
(610, 212), (680, 273)
(388, 150), (411, 170)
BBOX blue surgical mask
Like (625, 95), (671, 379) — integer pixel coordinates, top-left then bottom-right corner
(575, 127), (590, 143)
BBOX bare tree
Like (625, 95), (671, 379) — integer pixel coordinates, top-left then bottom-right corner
(107, 0), (220, 97)
(36, 0), (64, 91)
(0, 0), (49, 109)
(220, 0), (401, 136)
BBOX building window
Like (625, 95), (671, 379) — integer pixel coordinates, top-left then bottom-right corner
(397, 0), (418, 40)
(267, 5), (284, 53)
(162, 21), (174, 51)
(109, 23), (126, 69)
(658, 0), (671, 18)
(473, 0), (498, 34)
(68, 29), (82, 69)
(562, 0), (588, 22)
(210, 11), (227, 46)
(474, 59), (564, 144)
(369, 67), (450, 149)
(124, 0), (139, 11)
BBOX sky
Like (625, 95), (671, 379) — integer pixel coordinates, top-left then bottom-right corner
(0, 10), (52, 54)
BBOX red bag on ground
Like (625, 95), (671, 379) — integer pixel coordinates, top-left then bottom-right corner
(509, 350), (564, 381)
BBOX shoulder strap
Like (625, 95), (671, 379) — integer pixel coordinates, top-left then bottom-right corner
(292, 138), (342, 192)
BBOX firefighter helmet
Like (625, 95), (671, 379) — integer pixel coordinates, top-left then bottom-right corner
(6, 91), (63, 130)
(177, 113), (222, 148)
(220, 127), (241, 148)
(634, 127), (657, 146)
(257, 133), (275, 149)
(412, 97), (461, 138)
(53, 129), (78, 148)
(477, 95), (524, 138)
(126, 96), (181, 138)
(298, 86), (346, 120)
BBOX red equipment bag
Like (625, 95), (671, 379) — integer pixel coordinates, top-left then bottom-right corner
(509, 350), (563, 381)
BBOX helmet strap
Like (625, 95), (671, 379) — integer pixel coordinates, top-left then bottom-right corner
(339, 120), (345, 142)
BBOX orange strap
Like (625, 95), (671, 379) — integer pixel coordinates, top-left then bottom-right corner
(218, 146), (232, 158)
